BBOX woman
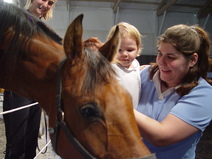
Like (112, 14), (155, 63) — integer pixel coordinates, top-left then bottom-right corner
(25, 0), (55, 20)
(134, 24), (212, 159)
(3, 0), (57, 158)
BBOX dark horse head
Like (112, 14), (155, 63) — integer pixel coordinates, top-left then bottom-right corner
(0, 1), (152, 159)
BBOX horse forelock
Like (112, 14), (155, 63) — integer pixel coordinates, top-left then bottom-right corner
(82, 49), (116, 94)
(0, 2), (62, 58)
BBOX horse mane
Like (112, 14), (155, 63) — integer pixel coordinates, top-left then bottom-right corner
(83, 48), (116, 94)
(0, 1), (62, 57)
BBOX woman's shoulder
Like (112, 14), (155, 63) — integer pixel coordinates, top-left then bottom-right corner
(194, 77), (212, 92)
(172, 77), (212, 130)
(181, 77), (212, 102)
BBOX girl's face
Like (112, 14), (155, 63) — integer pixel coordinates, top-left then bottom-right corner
(156, 42), (197, 88)
(116, 37), (139, 68)
(30, 0), (55, 18)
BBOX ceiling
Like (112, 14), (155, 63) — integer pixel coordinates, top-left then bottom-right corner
(16, 0), (212, 19)
(56, 0), (212, 19)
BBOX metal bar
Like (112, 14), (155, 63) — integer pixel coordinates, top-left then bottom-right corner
(114, 6), (119, 25)
(158, 10), (166, 36)
(203, 13), (211, 29)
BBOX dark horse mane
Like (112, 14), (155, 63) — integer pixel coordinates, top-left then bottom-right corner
(83, 48), (117, 94)
(0, 1), (62, 57)
(0, 1), (116, 94)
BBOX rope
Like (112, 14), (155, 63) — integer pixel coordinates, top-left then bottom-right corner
(0, 101), (52, 158)
(37, 110), (48, 154)
(34, 140), (51, 159)
(0, 103), (56, 159)
(0, 102), (38, 115)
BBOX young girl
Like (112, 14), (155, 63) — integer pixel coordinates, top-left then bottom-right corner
(107, 22), (143, 109)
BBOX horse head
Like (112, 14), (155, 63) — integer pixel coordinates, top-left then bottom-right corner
(56, 14), (152, 159)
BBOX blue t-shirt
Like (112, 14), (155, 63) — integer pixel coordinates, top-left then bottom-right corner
(137, 66), (212, 159)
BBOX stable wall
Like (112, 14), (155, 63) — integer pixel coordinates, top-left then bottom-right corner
(45, 5), (212, 58)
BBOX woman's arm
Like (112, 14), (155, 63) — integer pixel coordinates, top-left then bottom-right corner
(134, 109), (199, 146)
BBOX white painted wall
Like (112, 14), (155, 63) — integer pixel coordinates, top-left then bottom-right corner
(45, 6), (114, 43)
(44, 5), (212, 56)
(117, 9), (157, 55)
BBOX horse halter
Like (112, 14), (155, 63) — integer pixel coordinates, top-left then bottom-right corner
(49, 57), (96, 159)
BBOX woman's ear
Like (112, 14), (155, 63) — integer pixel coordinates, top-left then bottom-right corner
(190, 53), (198, 67)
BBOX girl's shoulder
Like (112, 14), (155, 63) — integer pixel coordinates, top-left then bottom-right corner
(140, 65), (152, 84)
(140, 65), (151, 75)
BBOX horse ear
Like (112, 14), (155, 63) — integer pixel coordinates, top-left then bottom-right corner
(99, 26), (120, 62)
(63, 14), (84, 60)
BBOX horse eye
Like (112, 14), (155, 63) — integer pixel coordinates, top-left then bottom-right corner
(80, 103), (101, 119)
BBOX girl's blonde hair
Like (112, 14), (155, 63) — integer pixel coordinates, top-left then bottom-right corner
(25, 0), (56, 21)
(107, 22), (143, 56)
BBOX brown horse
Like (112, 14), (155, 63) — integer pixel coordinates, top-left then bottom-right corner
(0, 2), (155, 159)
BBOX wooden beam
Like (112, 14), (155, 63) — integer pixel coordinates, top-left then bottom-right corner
(157, 0), (165, 11)
(197, 0), (212, 19)
(157, 0), (179, 16)
(113, 0), (121, 13)
(198, 8), (212, 19)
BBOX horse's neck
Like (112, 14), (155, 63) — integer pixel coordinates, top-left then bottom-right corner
(0, 40), (64, 113)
